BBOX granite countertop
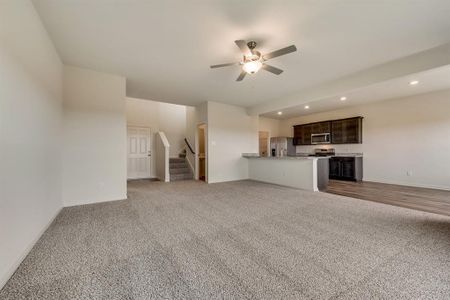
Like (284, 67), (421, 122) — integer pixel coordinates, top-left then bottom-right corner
(242, 153), (330, 160)
(333, 153), (363, 157)
(242, 153), (363, 159)
(296, 152), (364, 158)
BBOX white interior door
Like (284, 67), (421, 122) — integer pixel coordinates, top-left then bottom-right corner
(127, 127), (152, 179)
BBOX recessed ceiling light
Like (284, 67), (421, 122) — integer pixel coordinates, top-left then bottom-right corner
(277, 111), (283, 115)
(409, 80), (419, 85)
(340, 96), (347, 101)
(304, 105), (310, 109)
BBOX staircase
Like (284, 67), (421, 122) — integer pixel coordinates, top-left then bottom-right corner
(169, 157), (193, 181)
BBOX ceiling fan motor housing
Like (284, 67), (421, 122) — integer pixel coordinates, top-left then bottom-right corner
(244, 51), (261, 62)
(247, 41), (257, 50)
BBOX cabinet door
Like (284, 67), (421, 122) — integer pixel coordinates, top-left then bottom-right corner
(331, 120), (344, 144)
(341, 157), (355, 179)
(302, 124), (312, 145)
(293, 126), (303, 145)
(311, 121), (331, 134)
(311, 123), (322, 134)
(329, 158), (341, 178)
(342, 118), (361, 143)
(320, 121), (331, 133)
(332, 118), (362, 144)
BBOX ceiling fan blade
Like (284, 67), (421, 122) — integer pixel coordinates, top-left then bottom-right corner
(236, 71), (246, 81)
(263, 45), (297, 60)
(262, 64), (283, 75)
(210, 62), (238, 68)
(234, 40), (252, 56)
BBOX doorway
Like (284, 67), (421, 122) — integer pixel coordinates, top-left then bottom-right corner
(197, 124), (207, 181)
(127, 127), (152, 179)
(259, 131), (269, 157)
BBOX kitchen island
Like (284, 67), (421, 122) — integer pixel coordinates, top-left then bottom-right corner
(243, 154), (329, 192)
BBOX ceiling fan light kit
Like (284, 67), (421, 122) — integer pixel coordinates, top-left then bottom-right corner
(210, 40), (297, 81)
(242, 60), (262, 74)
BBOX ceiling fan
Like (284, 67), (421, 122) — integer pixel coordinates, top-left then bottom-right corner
(210, 40), (297, 81)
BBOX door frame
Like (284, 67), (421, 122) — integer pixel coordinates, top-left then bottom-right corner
(258, 131), (269, 157)
(196, 123), (207, 182)
(126, 126), (154, 180)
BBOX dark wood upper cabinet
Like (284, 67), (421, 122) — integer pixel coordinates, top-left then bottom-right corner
(311, 121), (331, 134)
(293, 123), (315, 145)
(293, 117), (362, 145)
(331, 117), (363, 144)
(293, 125), (303, 145)
(302, 124), (312, 145)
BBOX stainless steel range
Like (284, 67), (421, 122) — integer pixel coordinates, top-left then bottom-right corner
(308, 148), (336, 157)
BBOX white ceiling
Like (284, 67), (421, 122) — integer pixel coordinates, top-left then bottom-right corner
(33, 0), (450, 109)
(261, 65), (450, 119)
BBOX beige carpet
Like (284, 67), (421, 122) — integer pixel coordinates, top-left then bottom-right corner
(1, 180), (449, 299)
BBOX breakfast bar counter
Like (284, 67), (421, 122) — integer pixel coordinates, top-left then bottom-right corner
(242, 154), (329, 191)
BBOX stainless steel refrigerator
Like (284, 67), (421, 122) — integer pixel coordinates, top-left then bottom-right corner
(270, 137), (296, 157)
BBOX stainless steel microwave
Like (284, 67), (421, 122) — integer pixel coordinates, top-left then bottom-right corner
(311, 133), (331, 144)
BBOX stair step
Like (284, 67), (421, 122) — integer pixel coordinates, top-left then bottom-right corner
(170, 173), (193, 181)
(170, 167), (190, 175)
(170, 162), (188, 169)
(169, 158), (185, 163)
(169, 157), (192, 181)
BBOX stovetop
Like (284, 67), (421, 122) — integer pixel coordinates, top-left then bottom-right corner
(311, 148), (336, 156)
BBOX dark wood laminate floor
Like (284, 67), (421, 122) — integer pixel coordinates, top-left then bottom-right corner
(325, 180), (450, 216)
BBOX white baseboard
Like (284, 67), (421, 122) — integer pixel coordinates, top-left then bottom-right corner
(63, 194), (127, 207)
(207, 176), (250, 184)
(127, 177), (156, 181)
(0, 206), (62, 290)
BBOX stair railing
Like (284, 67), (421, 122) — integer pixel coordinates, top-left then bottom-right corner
(184, 138), (195, 178)
(184, 138), (195, 154)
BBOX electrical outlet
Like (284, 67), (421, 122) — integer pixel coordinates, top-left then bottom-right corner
(406, 170), (413, 176)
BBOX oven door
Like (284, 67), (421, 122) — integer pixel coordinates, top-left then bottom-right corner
(311, 133), (331, 144)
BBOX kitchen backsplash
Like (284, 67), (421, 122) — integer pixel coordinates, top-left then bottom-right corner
(295, 144), (364, 154)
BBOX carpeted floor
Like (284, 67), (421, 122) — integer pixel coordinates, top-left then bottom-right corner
(1, 180), (449, 299)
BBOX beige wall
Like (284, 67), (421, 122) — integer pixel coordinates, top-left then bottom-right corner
(62, 66), (127, 206)
(207, 101), (258, 183)
(259, 117), (281, 137)
(279, 89), (450, 190)
(0, 0), (63, 289)
(126, 97), (159, 127)
(126, 97), (186, 158)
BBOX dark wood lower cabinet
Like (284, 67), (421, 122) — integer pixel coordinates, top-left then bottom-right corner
(329, 157), (363, 181)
